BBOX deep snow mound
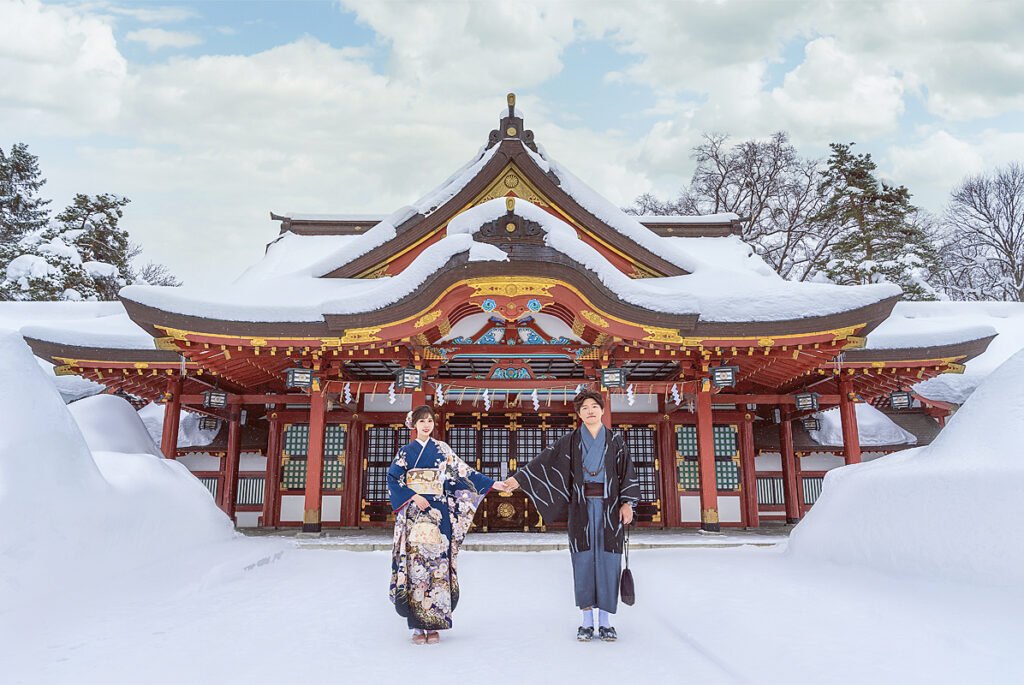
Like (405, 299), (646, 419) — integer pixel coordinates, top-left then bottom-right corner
(0, 329), (235, 606)
(69, 394), (163, 457)
(789, 347), (1024, 585)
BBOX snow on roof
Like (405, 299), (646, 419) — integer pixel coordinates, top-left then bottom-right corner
(807, 403), (917, 447)
(0, 301), (124, 330)
(235, 233), (364, 283)
(638, 214), (741, 224)
(894, 301), (1024, 404)
(21, 311), (157, 351)
(122, 197), (900, 324)
(277, 213), (384, 222)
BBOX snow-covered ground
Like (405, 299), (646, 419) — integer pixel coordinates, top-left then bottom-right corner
(3, 543), (1022, 684)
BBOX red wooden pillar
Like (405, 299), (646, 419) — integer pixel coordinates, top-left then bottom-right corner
(303, 388), (327, 533)
(695, 382), (720, 532)
(159, 377), (182, 459)
(223, 406), (242, 522)
(262, 409), (282, 527)
(341, 415), (364, 527)
(600, 388), (612, 430)
(657, 399), (680, 528)
(779, 414), (800, 524)
(738, 413), (759, 528)
(839, 377), (862, 465)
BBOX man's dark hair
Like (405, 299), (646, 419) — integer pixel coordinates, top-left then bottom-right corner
(573, 390), (605, 413)
(410, 404), (436, 424)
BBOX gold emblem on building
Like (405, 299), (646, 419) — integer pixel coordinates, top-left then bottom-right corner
(642, 326), (684, 344)
(414, 310), (443, 329)
(340, 327), (382, 344)
(497, 502), (516, 518)
(580, 310), (610, 328)
(503, 173), (520, 189)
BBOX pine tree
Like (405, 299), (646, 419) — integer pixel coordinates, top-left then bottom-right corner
(810, 143), (940, 300)
(1, 223), (100, 301)
(0, 143), (51, 242)
(57, 193), (132, 300)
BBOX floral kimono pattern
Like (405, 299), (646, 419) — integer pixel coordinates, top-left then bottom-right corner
(387, 437), (493, 630)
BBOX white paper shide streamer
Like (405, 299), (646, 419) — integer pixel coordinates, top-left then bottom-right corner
(483, 388), (491, 411)
(343, 382), (352, 404)
(388, 382), (396, 405)
(531, 388), (539, 411)
(626, 384), (635, 406)
(671, 384), (681, 405)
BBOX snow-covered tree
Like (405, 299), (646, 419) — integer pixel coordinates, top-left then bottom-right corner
(56, 193), (132, 300)
(810, 143), (940, 300)
(1, 224), (100, 301)
(0, 143), (51, 243)
(934, 163), (1024, 301)
(132, 261), (183, 287)
(626, 132), (841, 281)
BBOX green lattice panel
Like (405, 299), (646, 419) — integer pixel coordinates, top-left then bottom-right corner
(677, 460), (700, 490)
(676, 426), (698, 457)
(281, 459), (307, 490)
(713, 426), (738, 458)
(716, 460), (741, 490)
(676, 425), (737, 458)
(283, 424), (309, 458)
(324, 425), (347, 458)
(322, 459), (345, 489)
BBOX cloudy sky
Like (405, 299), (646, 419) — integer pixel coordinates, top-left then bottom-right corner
(2, 0), (1023, 285)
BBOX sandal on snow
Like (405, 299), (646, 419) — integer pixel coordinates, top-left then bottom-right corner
(576, 626), (594, 642)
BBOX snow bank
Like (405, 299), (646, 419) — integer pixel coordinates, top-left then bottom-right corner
(789, 347), (1024, 585)
(68, 394), (163, 457)
(0, 329), (235, 607)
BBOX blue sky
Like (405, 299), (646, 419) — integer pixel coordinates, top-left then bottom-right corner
(2, 0), (1023, 284)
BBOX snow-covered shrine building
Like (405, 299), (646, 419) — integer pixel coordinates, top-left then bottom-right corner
(22, 96), (995, 533)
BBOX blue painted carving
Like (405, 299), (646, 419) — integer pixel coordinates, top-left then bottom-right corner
(518, 327), (547, 345)
(527, 299), (542, 312)
(491, 367), (532, 379)
(481, 299), (497, 312)
(475, 327), (505, 344)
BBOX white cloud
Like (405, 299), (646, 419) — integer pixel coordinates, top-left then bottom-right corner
(0, 0), (127, 134)
(890, 131), (984, 189)
(125, 28), (202, 50)
(106, 4), (199, 24)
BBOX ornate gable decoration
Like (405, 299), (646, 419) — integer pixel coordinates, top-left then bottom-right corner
(488, 93), (538, 152)
(475, 197), (545, 246)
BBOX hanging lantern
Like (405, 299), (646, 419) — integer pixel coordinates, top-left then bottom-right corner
(793, 392), (820, 412)
(889, 390), (913, 410)
(710, 365), (739, 389)
(202, 390), (228, 409)
(395, 367), (424, 390)
(801, 416), (821, 432)
(600, 365), (627, 389)
(286, 367), (313, 389)
(198, 416), (220, 431)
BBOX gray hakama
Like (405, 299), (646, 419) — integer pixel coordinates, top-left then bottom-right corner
(571, 426), (622, 613)
(571, 496), (622, 613)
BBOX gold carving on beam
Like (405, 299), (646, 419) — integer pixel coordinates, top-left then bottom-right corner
(580, 310), (610, 329)
(412, 333), (429, 346)
(340, 327), (382, 344)
(571, 317), (585, 337)
(642, 326), (684, 344)
(414, 310), (443, 329)
(701, 508), (720, 524)
(843, 336), (867, 350)
(160, 327), (190, 341)
(871, 362), (886, 368)
(438, 318), (452, 337)
(468, 278), (554, 298)
(53, 364), (76, 376)
(758, 337), (775, 347)
(250, 338), (268, 347)
(364, 265), (389, 279)
(133, 362), (149, 369)
(830, 325), (860, 342)
(320, 337), (342, 348)
(154, 337), (179, 351)
(593, 333), (611, 347)
(631, 266), (655, 279)
(945, 362), (966, 374)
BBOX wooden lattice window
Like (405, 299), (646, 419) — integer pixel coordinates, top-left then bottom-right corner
(363, 425), (410, 503)
(281, 460), (306, 490)
(756, 476), (785, 505)
(675, 425), (741, 491)
(480, 427), (510, 480)
(323, 460), (345, 490)
(545, 425), (573, 448)
(803, 477), (824, 505)
(516, 426), (543, 468)
(447, 425), (478, 466)
(198, 477), (218, 499)
(283, 423), (309, 457)
(236, 477), (265, 505)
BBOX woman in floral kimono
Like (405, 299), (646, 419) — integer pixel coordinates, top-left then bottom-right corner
(387, 404), (506, 644)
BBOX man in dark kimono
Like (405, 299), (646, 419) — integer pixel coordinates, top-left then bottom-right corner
(503, 390), (639, 642)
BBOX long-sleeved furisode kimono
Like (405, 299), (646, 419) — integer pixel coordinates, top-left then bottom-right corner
(387, 436), (494, 630)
